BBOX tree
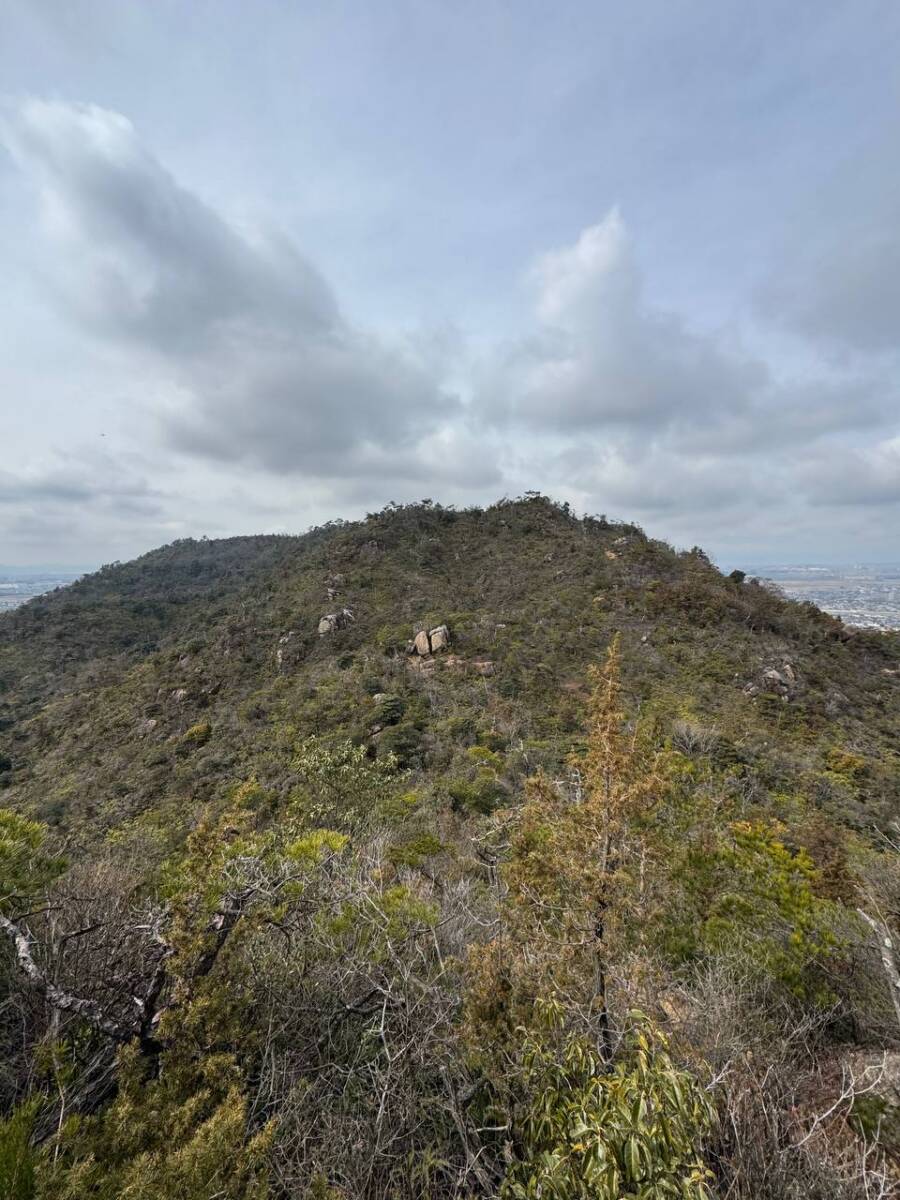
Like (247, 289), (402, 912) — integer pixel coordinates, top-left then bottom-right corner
(468, 635), (662, 1057)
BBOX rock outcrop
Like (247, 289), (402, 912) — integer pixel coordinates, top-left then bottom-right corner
(429, 624), (450, 652)
(276, 630), (304, 670)
(318, 608), (354, 636)
(325, 573), (345, 601)
(744, 661), (798, 700)
(408, 624), (451, 656)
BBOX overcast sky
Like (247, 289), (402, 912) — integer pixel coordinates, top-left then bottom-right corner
(1, 1), (899, 568)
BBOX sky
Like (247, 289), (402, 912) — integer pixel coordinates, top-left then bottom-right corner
(1, 0), (899, 569)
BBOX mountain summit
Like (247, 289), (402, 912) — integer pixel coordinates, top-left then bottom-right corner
(1, 495), (899, 1197)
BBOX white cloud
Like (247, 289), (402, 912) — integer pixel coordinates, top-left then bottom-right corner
(487, 210), (766, 433)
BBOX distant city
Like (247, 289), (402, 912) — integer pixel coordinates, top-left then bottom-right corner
(0, 570), (85, 612)
(742, 563), (900, 630)
(1, 563), (900, 630)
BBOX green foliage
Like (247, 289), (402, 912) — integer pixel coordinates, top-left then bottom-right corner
(447, 773), (505, 814)
(850, 1092), (900, 1156)
(373, 721), (423, 768)
(447, 744), (510, 815)
(0, 808), (62, 909)
(825, 746), (867, 780)
(0, 497), (898, 1197)
(0, 1099), (37, 1200)
(502, 1003), (714, 1200)
(181, 720), (212, 746)
(387, 831), (444, 868)
(3, 496), (896, 847)
(700, 819), (838, 996)
(39, 1046), (271, 1200)
(289, 737), (399, 830)
(370, 694), (404, 728)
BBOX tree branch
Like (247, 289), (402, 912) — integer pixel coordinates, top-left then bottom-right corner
(0, 911), (133, 1043)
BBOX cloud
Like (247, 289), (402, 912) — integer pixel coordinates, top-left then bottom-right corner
(544, 440), (783, 516)
(800, 438), (900, 507)
(2, 98), (483, 487)
(487, 210), (766, 434)
(0, 450), (171, 558)
(3, 99), (898, 563)
(747, 118), (900, 360)
(762, 230), (900, 355)
(2, 99), (336, 352)
(474, 211), (899, 541)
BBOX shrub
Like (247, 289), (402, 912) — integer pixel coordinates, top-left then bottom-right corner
(502, 1002), (714, 1200)
(374, 722), (423, 768)
(181, 721), (212, 746)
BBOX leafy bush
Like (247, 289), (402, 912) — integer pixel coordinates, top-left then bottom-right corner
(502, 1003), (714, 1200)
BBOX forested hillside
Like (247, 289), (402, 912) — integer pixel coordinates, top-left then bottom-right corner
(1, 495), (899, 1198)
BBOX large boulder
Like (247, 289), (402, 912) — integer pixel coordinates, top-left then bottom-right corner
(409, 623), (452, 656)
(318, 608), (354, 636)
(744, 662), (798, 700)
(429, 624), (450, 652)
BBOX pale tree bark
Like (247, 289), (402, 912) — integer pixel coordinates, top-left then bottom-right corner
(0, 911), (132, 1043)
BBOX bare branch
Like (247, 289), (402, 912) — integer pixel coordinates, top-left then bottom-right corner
(0, 911), (132, 1043)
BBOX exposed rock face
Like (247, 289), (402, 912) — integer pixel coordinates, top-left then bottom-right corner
(318, 608), (354, 636)
(409, 623), (451, 656)
(276, 631), (302, 670)
(744, 662), (798, 700)
(408, 656), (437, 673)
(429, 624), (450, 652)
(325, 573), (345, 602)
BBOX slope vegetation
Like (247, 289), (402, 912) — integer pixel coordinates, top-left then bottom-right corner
(0, 495), (898, 1198)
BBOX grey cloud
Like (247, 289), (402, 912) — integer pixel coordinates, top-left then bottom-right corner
(5, 98), (900, 563)
(0, 452), (171, 559)
(679, 377), (895, 457)
(2, 99), (336, 355)
(0, 459), (163, 510)
(544, 438), (784, 518)
(757, 134), (900, 357)
(477, 210), (899, 535)
(487, 212), (898, 465)
(800, 440), (900, 507)
(3, 99), (465, 484)
(763, 231), (900, 356)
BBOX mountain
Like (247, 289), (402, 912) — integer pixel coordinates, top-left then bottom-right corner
(1, 495), (899, 1198)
